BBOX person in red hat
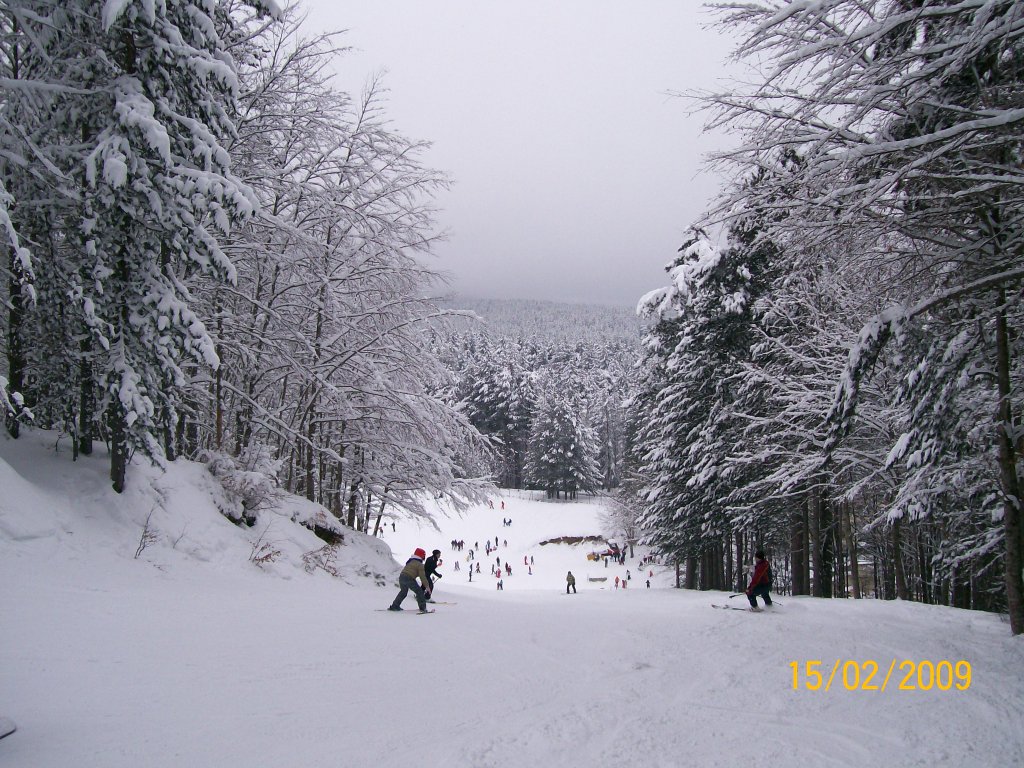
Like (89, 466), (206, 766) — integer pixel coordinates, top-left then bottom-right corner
(388, 548), (432, 612)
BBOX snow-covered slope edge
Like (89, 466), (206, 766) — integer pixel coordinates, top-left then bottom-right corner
(0, 429), (397, 586)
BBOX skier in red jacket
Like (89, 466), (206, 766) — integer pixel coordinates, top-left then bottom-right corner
(746, 550), (773, 610)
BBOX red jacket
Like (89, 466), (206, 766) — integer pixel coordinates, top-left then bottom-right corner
(747, 559), (770, 592)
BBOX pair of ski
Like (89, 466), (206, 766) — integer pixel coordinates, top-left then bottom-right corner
(711, 604), (761, 612)
(711, 594), (779, 612)
(376, 601), (456, 614)
(378, 609), (436, 614)
(0, 718), (16, 740)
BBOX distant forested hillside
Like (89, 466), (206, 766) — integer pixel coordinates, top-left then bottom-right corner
(439, 296), (643, 347)
(430, 297), (643, 498)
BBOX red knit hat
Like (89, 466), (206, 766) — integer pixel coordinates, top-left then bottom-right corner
(413, 548), (426, 559)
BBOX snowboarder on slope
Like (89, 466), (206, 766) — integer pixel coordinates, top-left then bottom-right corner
(424, 549), (443, 602)
(746, 550), (773, 610)
(566, 571), (576, 594)
(389, 548), (432, 612)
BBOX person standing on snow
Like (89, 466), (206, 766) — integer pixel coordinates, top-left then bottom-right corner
(388, 548), (432, 612)
(424, 549), (443, 602)
(566, 571), (576, 594)
(746, 550), (773, 611)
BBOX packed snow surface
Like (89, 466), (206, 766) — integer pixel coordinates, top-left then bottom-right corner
(1, 431), (1023, 767)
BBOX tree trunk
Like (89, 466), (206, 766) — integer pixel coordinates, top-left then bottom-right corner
(736, 530), (746, 593)
(684, 556), (697, 589)
(992, 300), (1024, 632)
(78, 339), (94, 456)
(834, 513), (846, 598)
(790, 505), (805, 595)
(371, 491), (388, 537)
(109, 399), (127, 493)
(726, 532), (733, 593)
(5, 254), (25, 439)
(810, 489), (823, 597)
(892, 518), (909, 601)
(820, 492), (834, 598)
(304, 410), (315, 503)
(845, 501), (862, 599)
(346, 479), (360, 529)
(915, 523), (931, 604)
(363, 490), (373, 534)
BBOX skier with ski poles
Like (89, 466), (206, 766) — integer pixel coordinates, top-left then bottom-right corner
(746, 550), (773, 611)
(424, 549), (443, 603)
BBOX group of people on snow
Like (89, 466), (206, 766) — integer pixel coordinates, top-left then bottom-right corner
(389, 530), (774, 613)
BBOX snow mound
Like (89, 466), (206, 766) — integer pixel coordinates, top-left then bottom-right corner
(0, 429), (396, 584)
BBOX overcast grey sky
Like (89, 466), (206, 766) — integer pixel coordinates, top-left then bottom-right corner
(300, 1), (737, 307)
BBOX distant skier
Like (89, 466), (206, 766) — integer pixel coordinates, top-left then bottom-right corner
(424, 549), (443, 601)
(614, 576), (620, 589)
(645, 579), (650, 589)
(746, 550), (773, 611)
(566, 571), (576, 594)
(388, 548), (432, 613)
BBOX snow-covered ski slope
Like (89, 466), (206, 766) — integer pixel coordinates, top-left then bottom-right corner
(1, 431), (1023, 767)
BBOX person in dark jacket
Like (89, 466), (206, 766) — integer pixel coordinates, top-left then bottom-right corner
(424, 549), (443, 602)
(566, 571), (576, 594)
(746, 550), (773, 610)
(389, 548), (432, 612)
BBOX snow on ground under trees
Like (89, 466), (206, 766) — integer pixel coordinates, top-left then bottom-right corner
(1, 430), (1022, 767)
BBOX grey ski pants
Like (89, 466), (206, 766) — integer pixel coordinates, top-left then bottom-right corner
(391, 573), (427, 610)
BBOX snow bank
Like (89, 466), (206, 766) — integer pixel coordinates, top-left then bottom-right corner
(0, 429), (396, 584)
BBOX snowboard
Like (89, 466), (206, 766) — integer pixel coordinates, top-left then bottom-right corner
(0, 718), (16, 740)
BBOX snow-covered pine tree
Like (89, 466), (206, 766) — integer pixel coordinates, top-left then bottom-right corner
(633, 224), (771, 589)
(460, 348), (534, 488)
(2, 0), (268, 491)
(704, 0), (1024, 632)
(524, 374), (601, 500)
